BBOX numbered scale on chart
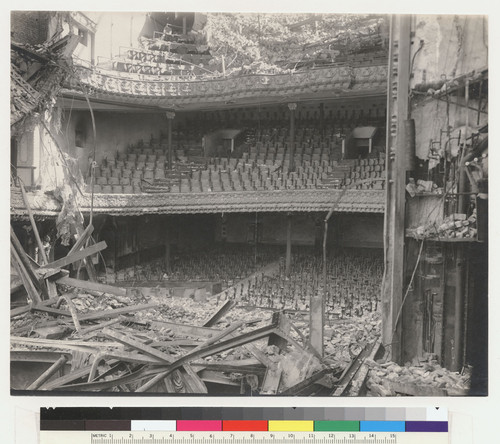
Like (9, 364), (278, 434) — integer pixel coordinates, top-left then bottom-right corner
(40, 431), (448, 444)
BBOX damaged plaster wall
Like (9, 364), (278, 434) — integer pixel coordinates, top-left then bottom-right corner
(411, 15), (487, 87)
(412, 96), (487, 162)
(15, 109), (70, 192)
(36, 123), (67, 191)
(63, 110), (167, 171)
(410, 15), (488, 161)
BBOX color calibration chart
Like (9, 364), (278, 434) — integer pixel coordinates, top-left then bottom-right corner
(39, 407), (448, 444)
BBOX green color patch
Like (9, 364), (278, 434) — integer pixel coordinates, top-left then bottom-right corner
(314, 421), (360, 432)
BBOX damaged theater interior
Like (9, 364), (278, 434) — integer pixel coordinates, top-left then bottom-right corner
(10, 12), (488, 396)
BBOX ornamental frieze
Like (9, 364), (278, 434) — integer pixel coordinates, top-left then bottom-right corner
(67, 64), (387, 101)
(11, 187), (385, 217)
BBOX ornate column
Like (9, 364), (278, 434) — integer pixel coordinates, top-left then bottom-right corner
(166, 111), (176, 170)
(288, 102), (297, 172)
(382, 15), (412, 364)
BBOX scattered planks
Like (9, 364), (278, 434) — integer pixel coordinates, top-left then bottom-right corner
(202, 300), (236, 327)
(55, 277), (128, 297)
(10, 225), (378, 395)
(331, 342), (374, 396)
(42, 241), (107, 271)
(13, 302), (335, 395)
(345, 339), (382, 396)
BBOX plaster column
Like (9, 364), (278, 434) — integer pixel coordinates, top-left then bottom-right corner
(288, 103), (297, 172)
(166, 111), (176, 170)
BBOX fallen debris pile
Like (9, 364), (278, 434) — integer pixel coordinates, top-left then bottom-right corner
(11, 291), (344, 394)
(406, 210), (478, 240)
(11, 211), (466, 396)
(10, 213), (388, 395)
(365, 358), (470, 396)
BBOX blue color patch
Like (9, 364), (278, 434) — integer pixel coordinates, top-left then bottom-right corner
(360, 421), (406, 432)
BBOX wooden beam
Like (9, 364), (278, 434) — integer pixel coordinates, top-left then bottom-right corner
(261, 363), (283, 394)
(43, 241), (106, 270)
(55, 276), (127, 297)
(102, 327), (174, 364)
(11, 226), (45, 296)
(10, 244), (42, 304)
(26, 355), (68, 390)
(280, 367), (335, 396)
(198, 370), (240, 387)
(331, 343), (372, 396)
(51, 365), (149, 392)
(68, 224), (94, 255)
(79, 317), (123, 337)
(10, 336), (124, 350)
(203, 300), (236, 327)
(160, 323), (278, 376)
(31, 303), (158, 325)
(31, 305), (73, 317)
(196, 362), (266, 375)
(40, 359), (121, 391)
(10, 292), (75, 318)
(74, 221), (98, 281)
(178, 365), (208, 394)
(148, 319), (220, 339)
(346, 339), (382, 396)
(19, 181), (48, 264)
(79, 303), (158, 322)
(11, 350), (72, 364)
(191, 322), (243, 353)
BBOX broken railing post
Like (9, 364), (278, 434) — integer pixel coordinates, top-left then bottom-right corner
(285, 212), (292, 275)
(19, 181), (48, 265)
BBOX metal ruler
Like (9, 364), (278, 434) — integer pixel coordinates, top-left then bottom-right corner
(40, 431), (448, 444)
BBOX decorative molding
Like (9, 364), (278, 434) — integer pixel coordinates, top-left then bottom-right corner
(69, 12), (97, 34)
(11, 187), (385, 218)
(65, 64), (388, 106)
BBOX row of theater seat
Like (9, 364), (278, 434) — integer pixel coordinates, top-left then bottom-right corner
(238, 248), (384, 313)
(110, 244), (282, 289)
(88, 155), (385, 194)
(87, 122), (386, 194)
(105, 243), (384, 318)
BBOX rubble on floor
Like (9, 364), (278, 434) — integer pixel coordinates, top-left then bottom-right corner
(364, 357), (470, 396)
(12, 278), (380, 394)
(10, 219), (467, 396)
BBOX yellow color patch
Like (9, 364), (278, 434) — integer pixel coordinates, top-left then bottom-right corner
(268, 421), (314, 432)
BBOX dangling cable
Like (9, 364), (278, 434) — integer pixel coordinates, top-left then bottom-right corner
(83, 93), (97, 226)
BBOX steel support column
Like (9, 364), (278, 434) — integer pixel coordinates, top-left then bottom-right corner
(382, 15), (412, 363)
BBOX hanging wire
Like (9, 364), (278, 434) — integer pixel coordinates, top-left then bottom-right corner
(83, 94), (97, 227)
(391, 238), (425, 339)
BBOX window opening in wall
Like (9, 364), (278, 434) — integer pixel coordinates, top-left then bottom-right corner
(77, 26), (88, 46)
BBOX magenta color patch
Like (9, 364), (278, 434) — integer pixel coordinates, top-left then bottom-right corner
(176, 420), (222, 431)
